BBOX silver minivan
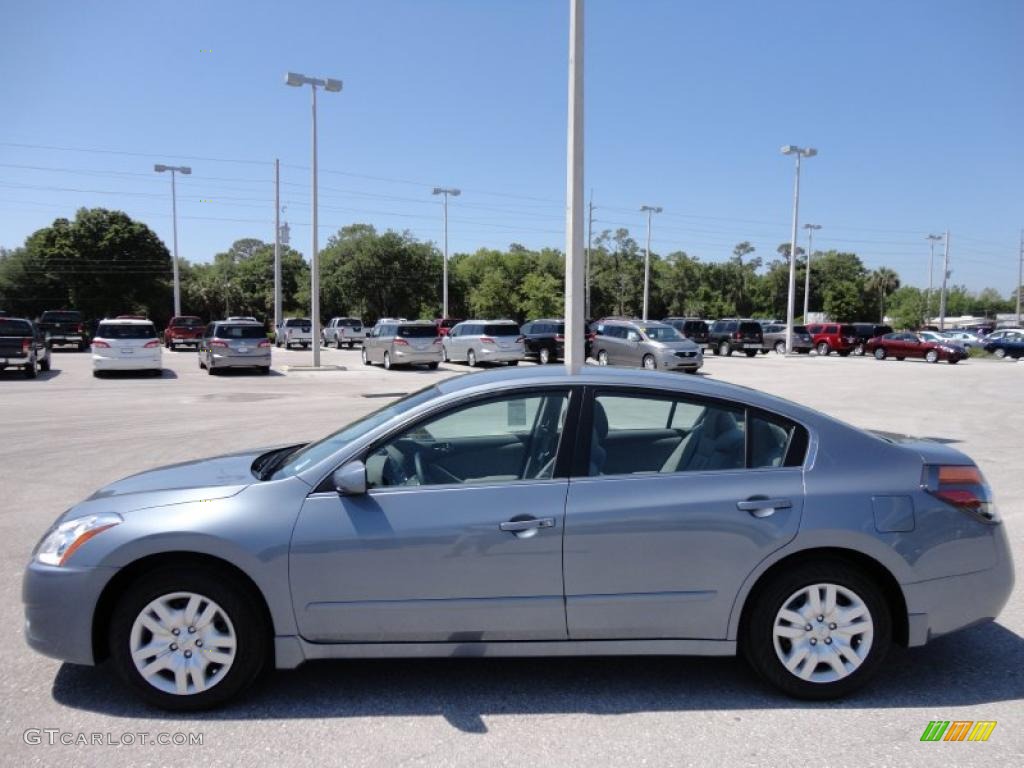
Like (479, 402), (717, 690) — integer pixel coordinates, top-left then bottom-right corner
(591, 318), (703, 372)
(442, 320), (525, 367)
(198, 321), (271, 375)
(362, 321), (441, 370)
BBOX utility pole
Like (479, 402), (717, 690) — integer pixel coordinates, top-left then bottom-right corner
(925, 233), (943, 326)
(563, 0), (585, 374)
(585, 190), (593, 321)
(154, 164), (191, 317)
(432, 187), (461, 319)
(780, 145), (817, 353)
(938, 230), (951, 330)
(1017, 229), (1023, 326)
(640, 204), (662, 321)
(274, 158), (282, 333)
(802, 223), (821, 319)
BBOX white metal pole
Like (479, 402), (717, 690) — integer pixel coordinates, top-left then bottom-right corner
(927, 239), (935, 324)
(310, 84), (321, 367)
(274, 158), (282, 332)
(1017, 229), (1022, 326)
(170, 170), (181, 317)
(585, 191), (593, 321)
(442, 192), (449, 319)
(785, 154), (801, 353)
(938, 230), (950, 331)
(564, 0), (585, 374)
(802, 227), (813, 319)
(643, 208), (652, 321)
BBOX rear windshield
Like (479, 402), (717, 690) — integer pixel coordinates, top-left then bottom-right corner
(483, 324), (519, 336)
(685, 321), (708, 331)
(641, 325), (682, 341)
(97, 322), (157, 339)
(285, 318), (310, 327)
(738, 322), (762, 334)
(840, 324), (858, 335)
(40, 311), (82, 322)
(398, 325), (438, 338)
(216, 325), (267, 339)
(338, 318), (361, 327)
(0, 319), (32, 336)
(171, 317), (203, 327)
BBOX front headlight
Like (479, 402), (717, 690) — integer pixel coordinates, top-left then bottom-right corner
(34, 513), (122, 566)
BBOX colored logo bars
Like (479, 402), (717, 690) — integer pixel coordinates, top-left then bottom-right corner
(920, 721), (997, 742)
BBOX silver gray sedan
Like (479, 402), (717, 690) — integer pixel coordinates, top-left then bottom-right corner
(23, 367), (1013, 710)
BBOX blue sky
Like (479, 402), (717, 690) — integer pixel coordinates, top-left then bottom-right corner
(0, 0), (1020, 292)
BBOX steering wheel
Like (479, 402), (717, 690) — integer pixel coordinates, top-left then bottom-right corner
(413, 449), (426, 485)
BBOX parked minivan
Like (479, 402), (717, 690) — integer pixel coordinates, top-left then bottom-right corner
(707, 319), (764, 357)
(591, 318), (703, 372)
(362, 321), (442, 370)
(198, 321), (271, 375)
(442, 320), (525, 367)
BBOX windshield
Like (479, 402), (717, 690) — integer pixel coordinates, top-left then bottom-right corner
(271, 385), (442, 480)
(41, 311), (81, 322)
(641, 325), (682, 341)
(96, 322), (156, 339)
(286, 318), (310, 327)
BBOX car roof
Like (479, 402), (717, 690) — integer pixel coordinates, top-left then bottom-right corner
(99, 318), (153, 325)
(460, 319), (518, 323)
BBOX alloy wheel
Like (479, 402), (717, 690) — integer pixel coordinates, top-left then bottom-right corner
(817, 342), (830, 356)
(874, 348), (886, 360)
(539, 347), (551, 364)
(772, 583), (873, 684)
(642, 354), (656, 370)
(129, 592), (237, 696)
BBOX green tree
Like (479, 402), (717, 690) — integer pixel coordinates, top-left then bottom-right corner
(866, 267), (900, 322)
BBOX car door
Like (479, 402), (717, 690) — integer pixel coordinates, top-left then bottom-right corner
(289, 387), (576, 643)
(563, 388), (805, 640)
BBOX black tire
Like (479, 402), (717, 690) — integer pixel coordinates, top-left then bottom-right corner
(467, 349), (478, 368)
(108, 564), (269, 711)
(775, 341), (786, 355)
(852, 343), (865, 356)
(925, 349), (939, 364)
(427, 362), (439, 370)
(40, 353), (51, 372)
(741, 560), (891, 701)
(759, 349), (769, 355)
(361, 348), (371, 366)
(383, 352), (392, 370)
(745, 350), (758, 358)
(24, 355), (38, 378)
(719, 341), (732, 357)
(994, 348), (1006, 359)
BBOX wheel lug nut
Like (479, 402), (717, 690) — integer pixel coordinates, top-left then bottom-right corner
(184, 650), (192, 658)
(804, 624), (812, 631)
(825, 638), (833, 645)
(170, 643), (178, 651)
(810, 638), (817, 645)
(188, 626), (196, 634)
(172, 628), (180, 636)
(195, 640), (203, 647)
(816, 615), (824, 622)
(829, 623), (837, 630)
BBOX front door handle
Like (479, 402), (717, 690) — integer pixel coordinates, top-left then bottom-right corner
(737, 498), (793, 518)
(499, 517), (555, 533)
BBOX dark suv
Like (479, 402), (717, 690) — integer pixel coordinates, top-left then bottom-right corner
(663, 317), (710, 345)
(707, 319), (764, 357)
(520, 319), (565, 364)
(37, 310), (88, 351)
(849, 323), (893, 356)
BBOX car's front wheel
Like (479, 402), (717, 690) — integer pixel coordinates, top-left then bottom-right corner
(775, 341), (786, 355)
(539, 346), (551, 365)
(109, 566), (268, 711)
(994, 348), (1007, 359)
(742, 561), (890, 700)
(925, 349), (939, 363)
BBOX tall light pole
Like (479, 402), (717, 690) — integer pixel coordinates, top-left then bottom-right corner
(640, 205), (662, 321)
(154, 164), (191, 317)
(285, 71), (342, 368)
(274, 158), (282, 332)
(938, 230), (951, 330)
(563, 0), (585, 374)
(925, 233), (943, 325)
(432, 187), (460, 319)
(780, 145), (817, 353)
(802, 223), (821, 319)
(1017, 229), (1023, 326)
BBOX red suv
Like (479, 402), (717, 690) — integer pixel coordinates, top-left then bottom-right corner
(805, 323), (859, 356)
(164, 316), (205, 350)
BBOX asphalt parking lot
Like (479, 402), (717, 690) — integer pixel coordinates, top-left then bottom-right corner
(1, 346), (1022, 767)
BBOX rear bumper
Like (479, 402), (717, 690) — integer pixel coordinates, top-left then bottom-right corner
(23, 561), (117, 666)
(479, 347), (525, 362)
(0, 354), (31, 368)
(47, 334), (83, 344)
(392, 349), (442, 365)
(93, 352), (161, 370)
(903, 524), (1015, 646)
(168, 337), (201, 346)
(211, 351), (271, 368)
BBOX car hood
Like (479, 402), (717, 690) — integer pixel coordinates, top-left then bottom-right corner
(651, 339), (701, 351)
(67, 449), (267, 519)
(867, 431), (973, 466)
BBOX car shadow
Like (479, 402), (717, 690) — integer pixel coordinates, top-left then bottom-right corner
(209, 368), (285, 377)
(0, 368), (63, 381)
(50, 622), (1024, 730)
(94, 369), (179, 380)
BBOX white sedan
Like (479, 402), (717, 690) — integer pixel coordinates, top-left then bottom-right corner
(91, 319), (163, 377)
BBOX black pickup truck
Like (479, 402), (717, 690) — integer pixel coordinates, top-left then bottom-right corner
(0, 317), (51, 378)
(37, 309), (89, 350)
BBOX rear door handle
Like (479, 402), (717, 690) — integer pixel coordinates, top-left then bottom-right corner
(737, 498), (793, 518)
(499, 517), (555, 532)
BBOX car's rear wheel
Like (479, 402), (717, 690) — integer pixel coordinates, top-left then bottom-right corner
(109, 566), (268, 711)
(24, 355), (38, 378)
(774, 341), (786, 355)
(539, 347), (551, 365)
(719, 341), (732, 357)
(742, 561), (890, 700)
(874, 347), (886, 360)
(427, 362), (439, 370)
(39, 353), (51, 372)
(383, 352), (392, 370)
(467, 349), (478, 367)
(816, 342), (831, 356)
(361, 348), (371, 366)
(852, 343), (865, 356)
(925, 349), (939, 363)
(745, 350), (758, 358)
(994, 348), (1007, 359)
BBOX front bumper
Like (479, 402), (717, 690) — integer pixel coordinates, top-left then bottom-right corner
(659, 353), (703, 371)
(903, 523), (1015, 646)
(23, 561), (118, 666)
(92, 352), (162, 371)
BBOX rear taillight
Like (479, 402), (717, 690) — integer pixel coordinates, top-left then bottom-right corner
(143, 340), (160, 348)
(75, 323), (83, 332)
(258, 339), (271, 348)
(21, 338), (31, 352)
(924, 465), (998, 523)
(480, 336), (495, 344)
(393, 338), (410, 346)
(91, 340), (110, 348)
(554, 334), (565, 342)
(210, 339), (229, 348)
(732, 332), (741, 340)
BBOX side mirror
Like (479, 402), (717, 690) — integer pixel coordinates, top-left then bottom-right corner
(332, 460), (367, 496)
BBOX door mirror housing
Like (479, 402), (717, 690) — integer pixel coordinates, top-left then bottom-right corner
(332, 461), (367, 495)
